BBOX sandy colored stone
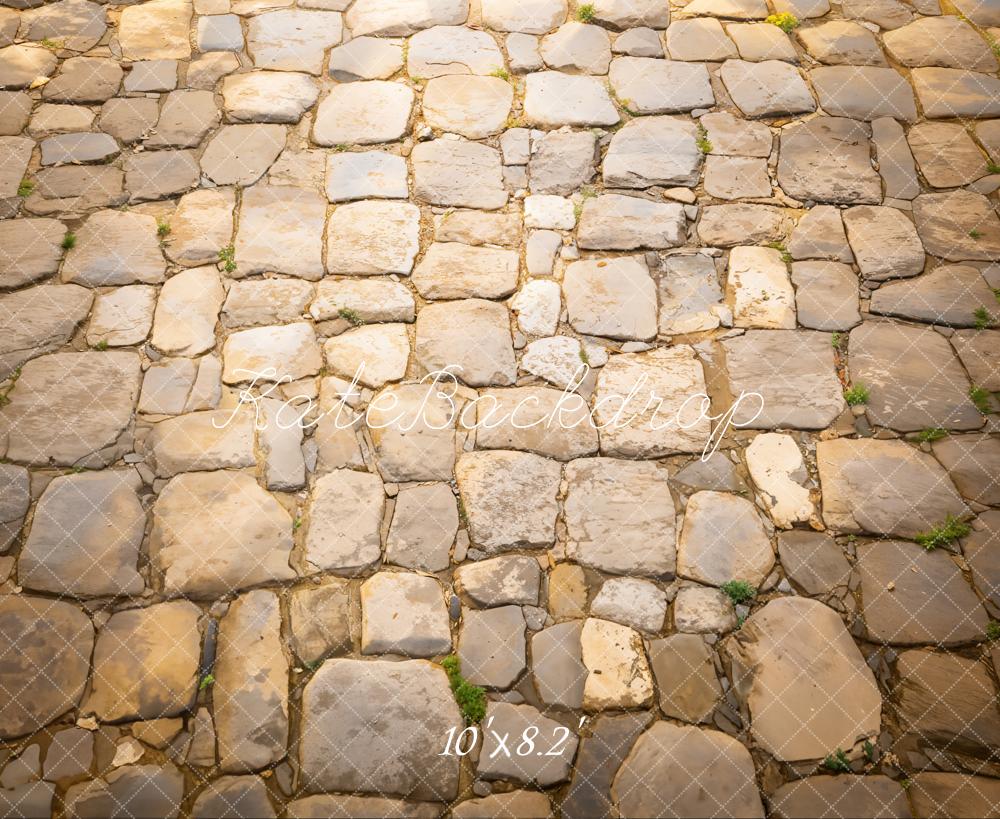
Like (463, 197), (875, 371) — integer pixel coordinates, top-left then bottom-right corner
(0, 596), (94, 739)
(612, 723), (764, 818)
(565, 458), (676, 576)
(731, 596), (881, 762)
(456, 450), (561, 553)
(150, 471), (295, 598)
(215, 590), (288, 772)
(594, 346), (710, 457)
(817, 437), (966, 537)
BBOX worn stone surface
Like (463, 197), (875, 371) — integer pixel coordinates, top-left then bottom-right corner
(849, 321), (983, 431)
(215, 590), (288, 772)
(612, 723), (764, 818)
(84, 601), (200, 723)
(300, 659), (461, 799)
(565, 458), (675, 576)
(150, 471), (295, 598)
(722, 330), (845, 429)
(1, 0), (998, 810)
(817, 438), (966, 537)
(0, 596), (93, 739)
(732, 597), (881, 762)
(777, 117), (881, 205)
(20, 470), (144, 596)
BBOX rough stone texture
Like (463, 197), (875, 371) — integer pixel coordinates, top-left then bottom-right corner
(594, 346), (711, 457)
(20, 470), (144, 596)
(777, 117), (881, 205)
(215, 590), (288, 772)
(578, 195), (685, 250)
(721, 59), (815, 117)
(722, 330), (845, 429)
(817, 438), (966, 537)
(872, 266), (997, 328)
(83, 601), (200, 723)
(478, 702), (578, 785)
(604, 115), (701, 188)
(790, 261), (860, 331)
(523, 71), (619, 127)
(299, 659), (461, 800)
(415, 299), (516, 386)
(848, 321), (983, 432)
(843, 206), (925, 281)
(305, 469), (383, 575)
(150, 471), (295, 599)
(62, 210), (165, 286)
(564, 458), (675, 576)
(236, 185), (326, 279)
(0, 284), (92, 378)
(912, 190), (1000, 261)
(677, 490), (773, 587)
(581, 618), (654, 711)
(326, 200), (420, 275)
(412, 140), (508, 209)
(811, 66), (917, 122)
(609, 57), (714, 113)
(314, 81), (412, 145)
(731, 597), (881, 762)
(0, 351), (141, 467)
(0, 596), (93, 739)
(612, 723), (764, 818)
(456, 450), (561, 553)
(456, 556), (541, 608)
(894, 649), (1000, 757)
(457, 605), (526, 688)
(564, 255), (657, 340)
(649, 634), (721, 723)
(769, 776), (911, 819)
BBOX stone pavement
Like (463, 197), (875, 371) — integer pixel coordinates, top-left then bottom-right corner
(1, 0), (1000, 816)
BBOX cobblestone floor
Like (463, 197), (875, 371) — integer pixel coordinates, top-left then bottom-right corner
(1, 0), (1000, 816)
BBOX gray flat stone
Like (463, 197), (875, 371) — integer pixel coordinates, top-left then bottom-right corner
(849, 321), (984, 431)
(720, 59), (815, 117)
(811, 65), (917, 121)
(299, 659), (461, 799)
(817, 437), (966, 536)
(858, 540), (987, 645)
(722, 330), (845, 429)
(609, 56), (713, 113)
(777, 117), (881, 205)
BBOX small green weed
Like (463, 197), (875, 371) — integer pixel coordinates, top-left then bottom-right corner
(578, 344), (590, 366)
(156, 219), (170, 238)
(831, 332), (845, 351)
(17, 179), (33, 198)
(218, 244), (236, 273)
(823, 748), (851, 773)
(969, 229), (983, 239)
(970, 384), (992, 414)
(696, 124), (713, 154)
(61, 232), (76, 250)
(915, 514), (971, 550)
(577, 2), (596, 22)
(765, 12), (799, 32)
(721, 580), (756, 606)
(974, 306), (994, 330)
(441, 655), (487, 724)
(987, 620), (1000, 641)
(199, 673), (215, 691)
(338, 307), (365, 327)
(844, 384), (869, 406)
(988, 161), (1000, 174)
(93, 339), (109, 351)
(916, 427), (947, 443)
(489, 67), (510, 82)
